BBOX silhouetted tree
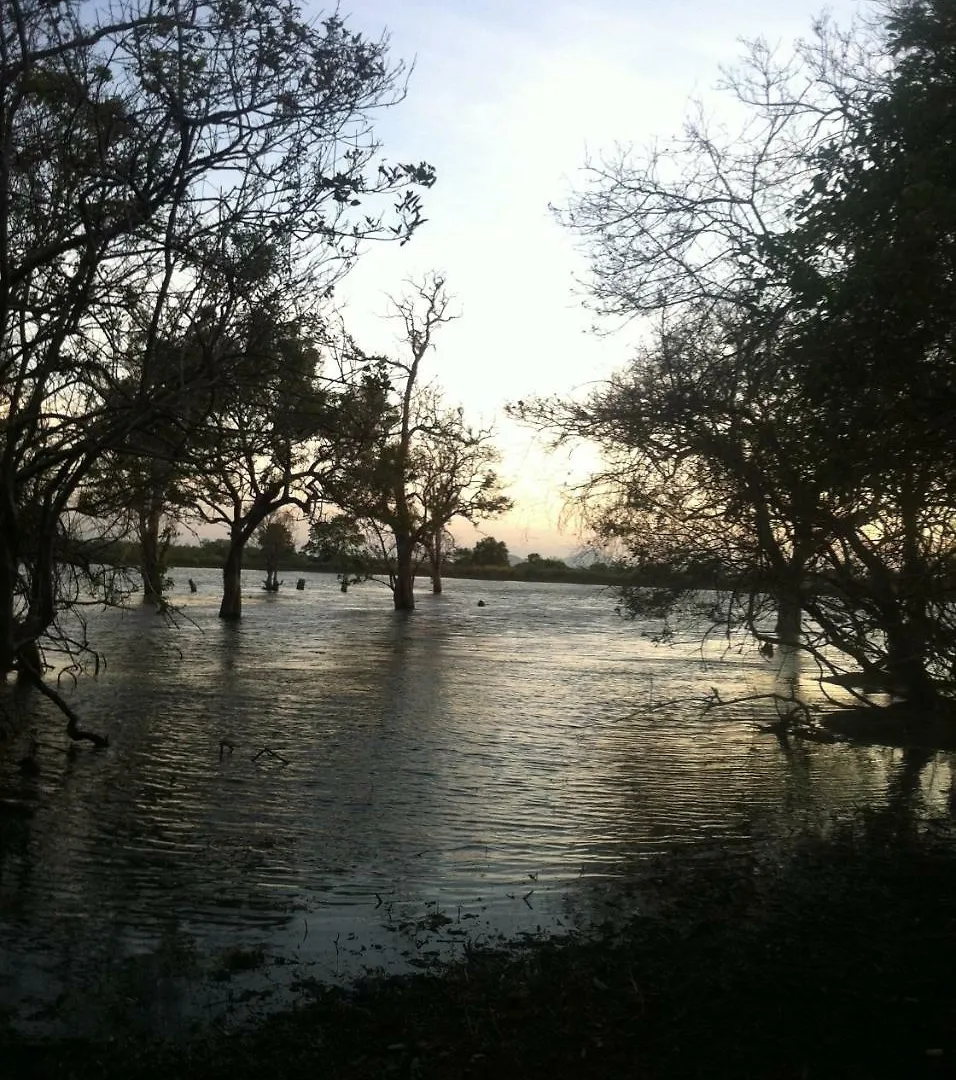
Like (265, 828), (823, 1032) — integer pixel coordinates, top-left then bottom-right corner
(0, 0), (433, 734)
(473, 537), (510, 567)
(522, 1), (956, 709)
(304, 514), (372, 589)
(416, 403), (512, 593)
(257, 512), (296, 592)
(329, 275), (510, 608)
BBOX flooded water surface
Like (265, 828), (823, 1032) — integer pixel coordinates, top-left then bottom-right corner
(1, 570), (953, 1036)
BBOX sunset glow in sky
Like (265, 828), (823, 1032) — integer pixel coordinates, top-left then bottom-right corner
(322, 0), (866, 558)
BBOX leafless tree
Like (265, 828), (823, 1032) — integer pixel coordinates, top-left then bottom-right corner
(326, 275), (510, 609)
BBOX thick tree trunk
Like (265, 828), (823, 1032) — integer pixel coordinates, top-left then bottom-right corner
(885, 623), (936, 706)
(17, 522), (57, 681)
(138, 502), (166, 604)
(772, 533), (810, 650)
(890, 476), (935, 706)
(393, 532), (415, 611)
(219, 543), (244, 620)
(774, 596), (802, 647)
(218, 491), (285, 618)
(15, 634), (42, 684)
(0, 540), (17, 678)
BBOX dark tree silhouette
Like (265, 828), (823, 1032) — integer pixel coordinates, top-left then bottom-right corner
(520, 0), (956, 712)
(0, 0), (433, 733)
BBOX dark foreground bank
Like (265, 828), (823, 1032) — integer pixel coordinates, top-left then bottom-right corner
(5, 821), (956, 1080)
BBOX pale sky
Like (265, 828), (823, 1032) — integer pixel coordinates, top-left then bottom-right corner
(314, 0), (868, 558)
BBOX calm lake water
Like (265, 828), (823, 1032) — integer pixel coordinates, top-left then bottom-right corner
(1, 569), (954, 1037)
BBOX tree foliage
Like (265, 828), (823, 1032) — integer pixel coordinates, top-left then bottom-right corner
(256, 511), (296, 592)
(473, 536), (510, 567)
(0, 0), (433, 731)
(522, 0), (956, 709)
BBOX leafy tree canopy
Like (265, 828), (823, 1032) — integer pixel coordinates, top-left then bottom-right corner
(473, 536), (510, 566)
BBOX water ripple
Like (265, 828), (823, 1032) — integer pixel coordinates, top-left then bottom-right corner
(0, 570), (950, 1036)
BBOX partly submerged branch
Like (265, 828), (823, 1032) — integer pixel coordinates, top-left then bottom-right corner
(24, 674), (109, 748)
(703, 685), (816, 728)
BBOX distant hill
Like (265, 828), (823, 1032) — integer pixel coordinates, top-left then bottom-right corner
(507, 551), (578, 566)
(565, 552), (593, 569)
(507, 548), (602, 568)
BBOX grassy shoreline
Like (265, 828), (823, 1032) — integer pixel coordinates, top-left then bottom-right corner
(6, 829), (956, 1079)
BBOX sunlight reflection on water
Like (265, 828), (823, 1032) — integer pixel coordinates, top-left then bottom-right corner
(0, 570), (953, 1036)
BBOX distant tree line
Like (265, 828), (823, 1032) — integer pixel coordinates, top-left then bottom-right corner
(104, 532), (634, 586)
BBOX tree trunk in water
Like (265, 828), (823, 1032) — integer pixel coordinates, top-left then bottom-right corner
(139, 504), (165, 604)
(393, 533), (416, 611)
(429, 530), (443, 594)
(885, 623), (936, 706)
(15, 634), (42, 684)
(0, 540), (17, 678)
(890, 475), (935, 706)
(775, 597), (802, 647)
(17, 526), (57, 682)
(219, 543), (244, 620)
